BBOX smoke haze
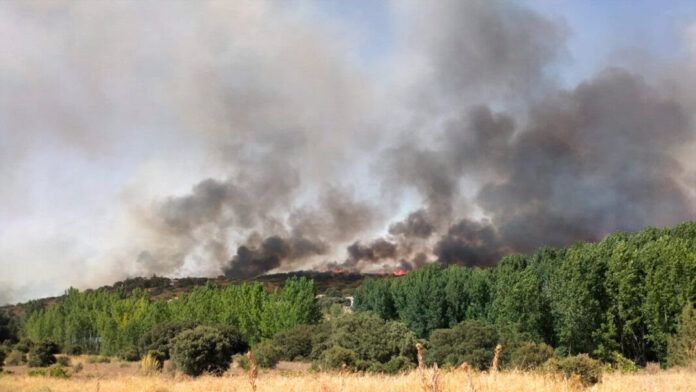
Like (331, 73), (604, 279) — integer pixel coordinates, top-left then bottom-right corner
(1, 0), (695, 303)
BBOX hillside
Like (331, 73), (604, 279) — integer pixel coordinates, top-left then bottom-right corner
(0, 270), (380, 319)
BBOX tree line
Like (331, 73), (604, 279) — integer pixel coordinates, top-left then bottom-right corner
(354, 222), (696, 365)
(20, 277), (320, 357)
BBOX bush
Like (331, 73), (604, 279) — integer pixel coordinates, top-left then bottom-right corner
(272, 324), (314, 361)
(380, 355), (415, 374)
(426, 320), (498, 370)
(139, 321), (197, 361)
(313, 313), (416, 369)
(62, 344), (83, 356)
(27, 341), (59, 367)
(0, 348), (4, 371)
(27, 364), (70, 378)
(48, 364), (70, 378)
(318, 346), (358, 370)
(170, 326), (241, 376)
(511, 342), (554, 370)
(5, 350), (25, 365)
(253, 340), (282, 369)
(86, 355), (111, 364)
(118, 346), (141, 362)
(55, 355), (71, 367)
(233, 353), (249, 370)
(545, 354), (603, 386)
(610, 351), (637, 372)
(14, 337), (34, 353)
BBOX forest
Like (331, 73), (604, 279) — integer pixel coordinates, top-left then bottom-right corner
(1, 222), (695, 377)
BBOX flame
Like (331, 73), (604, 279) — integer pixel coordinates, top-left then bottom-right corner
(392, 269), (408, 276)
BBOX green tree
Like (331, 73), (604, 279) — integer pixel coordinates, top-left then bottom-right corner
(667, 302), (696, 367)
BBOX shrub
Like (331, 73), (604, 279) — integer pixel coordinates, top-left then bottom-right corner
(27, 341), (59, 367)
(170, 326), (240, 376)
(62, 344), (83, 356)
(318, 346), (358, 370)
(55, 355), (71, 367)
(511, 342), (554, 370)
(118, 346), (141, 362)
(14, 337), (34, 353)
(315, 313), (416, 367)
(233, 353), (249, 370)
(5, 350), (25, 365)
(667, 302), (696, 368)
(272, 324), (314, 361)
(253, 340), (282, 369)
(610, 351), (637, 372)
(27, 364), (70, 378)
(47, 364), (70, 378)
(86, 355), (111, 364)
(139, 321), (198, 362)
(218, 325), (248, 354)
(426, 320), (498, 370)
(545, 354), (603, 386)
(380, 355), (415, 374)
(0, 348), (4, 371)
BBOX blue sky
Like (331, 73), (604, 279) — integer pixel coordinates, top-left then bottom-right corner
(307, 0), (696, 84)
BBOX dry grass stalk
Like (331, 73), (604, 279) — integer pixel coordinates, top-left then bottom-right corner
(139, 353), (160, 376)
(430, 362), (439, 392)
(491, 344), (503, 373)
(458, 362), (476, 392)
(416, 342), (441, 392)
(246, 351), (258, 392)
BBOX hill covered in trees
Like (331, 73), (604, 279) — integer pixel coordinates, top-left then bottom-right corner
(1, 222), (695, 372)
(355, 221), (696, 365)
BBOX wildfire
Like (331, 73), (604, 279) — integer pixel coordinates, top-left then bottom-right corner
(392, 269), (408, 276)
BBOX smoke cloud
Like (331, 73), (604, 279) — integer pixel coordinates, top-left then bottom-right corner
(1, 0), (696, 302)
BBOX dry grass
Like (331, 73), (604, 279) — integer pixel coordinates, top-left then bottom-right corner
(1, 368), (695, 392)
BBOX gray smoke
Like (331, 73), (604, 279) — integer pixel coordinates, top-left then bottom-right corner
(2, 0), (696, 304)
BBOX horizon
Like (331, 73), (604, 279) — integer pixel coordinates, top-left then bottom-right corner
(2, 0), (696, 304)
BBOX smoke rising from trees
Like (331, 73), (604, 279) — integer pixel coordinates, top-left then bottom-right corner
(1, 0), (696, 301)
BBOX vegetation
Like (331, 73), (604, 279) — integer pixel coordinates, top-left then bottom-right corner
(667, 302), (696, 368)
(311, 312), (417, 372)
(27, 341), (59, 367)
(21, 277), (319, 356)
(170, 326), (243, 376)
(544, 354), (604, 386)
(425, 320), (498, 369)
(355, 222), (696, 365)
(510, 342), (554, 370)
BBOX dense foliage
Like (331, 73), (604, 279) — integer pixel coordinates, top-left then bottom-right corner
(354, 222), (696, 365)
(27, 340), (59, 367)
(22, 277), (319, 357)
(425, 320), (498, 369)
(667, 302), (696, 367)
(545, 354), (604, 386)
(170, 326), (241, 376)
(310, 312), (417, 372)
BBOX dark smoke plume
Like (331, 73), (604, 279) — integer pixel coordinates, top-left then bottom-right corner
(5, 0), (696, 304)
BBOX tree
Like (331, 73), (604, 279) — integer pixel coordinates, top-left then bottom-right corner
(391, 264), (448, 338)
(667, 302), (696, 367)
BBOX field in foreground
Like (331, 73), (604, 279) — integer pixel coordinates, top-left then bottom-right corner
(1, 368), (695, 392)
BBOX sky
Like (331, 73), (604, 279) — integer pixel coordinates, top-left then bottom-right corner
(2, 0), (696, 304)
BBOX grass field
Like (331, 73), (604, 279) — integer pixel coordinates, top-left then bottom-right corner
(1, 359), (694, 392)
